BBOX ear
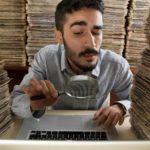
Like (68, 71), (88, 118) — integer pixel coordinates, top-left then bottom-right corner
(54, 29), (63, 44)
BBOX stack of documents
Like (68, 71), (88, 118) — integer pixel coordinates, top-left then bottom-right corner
(145, 9), (150, 47)
(101, 0), (129, 55)
(26, 0), (61, 65)
(130, 11), (150, 140)
(0, 0), (26, 66)
(125, 0), (150, 67)
(0, 60), (13, 135)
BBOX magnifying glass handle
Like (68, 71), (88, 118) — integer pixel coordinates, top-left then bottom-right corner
(58, 91), (65, 96)
(30, 91), (65, 101)
(30, 94), (46, 100)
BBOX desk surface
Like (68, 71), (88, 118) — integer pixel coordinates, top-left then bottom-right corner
(0, 110), (138, 140)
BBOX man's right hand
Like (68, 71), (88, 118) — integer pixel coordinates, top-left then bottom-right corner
(21, 79), (58, 111)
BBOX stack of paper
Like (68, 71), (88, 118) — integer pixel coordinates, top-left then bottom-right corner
(0, 60), (13, 135)
(130, 11), (150, 140)
(145, 9), (150, 47)
(26, 0), (61, 65)
(0, 0), (26, 66)
(101, 0), (129, 55)
(125, 0), (150, 67)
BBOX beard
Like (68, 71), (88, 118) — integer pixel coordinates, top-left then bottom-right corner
(70, 58), (98, 72)
(63, 37), (99, 72)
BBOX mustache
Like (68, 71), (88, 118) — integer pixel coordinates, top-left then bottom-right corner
(79, 48), (99, 57)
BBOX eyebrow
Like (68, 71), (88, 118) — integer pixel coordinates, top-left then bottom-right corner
(70, 21), (87, 28)
(70, 21), (103, 30)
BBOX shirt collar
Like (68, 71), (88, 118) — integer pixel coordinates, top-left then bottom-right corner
(60, 45), (66, 72)
(60, 44), (101, 78)
(91, 57), (100, 78)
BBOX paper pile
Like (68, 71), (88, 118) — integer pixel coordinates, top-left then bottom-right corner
(0, 0), (26, 66)
(0, 60), (13, 135)
(102, 0), (129, 55)
(125, 0), (150, 66)
(26, 0), (61, 65)
(130, 9), (150, 139)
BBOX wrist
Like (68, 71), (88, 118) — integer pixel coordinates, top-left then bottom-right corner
(112, 103), (126, 116)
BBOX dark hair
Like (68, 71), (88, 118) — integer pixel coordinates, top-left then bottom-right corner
(55, 0), (104, 32)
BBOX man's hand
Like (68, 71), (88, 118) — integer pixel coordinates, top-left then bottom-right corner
(93, 104), (125, 128)
(21, 79), (58, 111)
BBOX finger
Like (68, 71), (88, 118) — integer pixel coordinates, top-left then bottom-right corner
(118, 116), (124, 125)
(39, 80), (58, 105)
(95, 108), (110, 126)
(39, 80), (51, 99)
(103, 112), (116, 128)
(93, 108), (103, 120)
(95, 114), (106, 126)
(45, 80), (58, 98)
(112, 115), (120, 126)
(30, 79), (43, 92)
(21, 85), (32, 96)
(45, 80), (58, 105)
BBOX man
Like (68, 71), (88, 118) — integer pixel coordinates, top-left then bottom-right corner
(11, 0), (133, 128)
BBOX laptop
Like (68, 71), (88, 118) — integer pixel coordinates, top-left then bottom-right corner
(17, 114), (118, 140)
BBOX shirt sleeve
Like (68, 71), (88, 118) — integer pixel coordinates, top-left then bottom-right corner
(112, 58), (133, 116)
(11, 49), (47, 118)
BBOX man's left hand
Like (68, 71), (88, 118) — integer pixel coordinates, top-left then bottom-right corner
(93, 104), (125, 128)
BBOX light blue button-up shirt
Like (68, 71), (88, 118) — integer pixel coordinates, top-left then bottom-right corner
(11, 44), (133, 118)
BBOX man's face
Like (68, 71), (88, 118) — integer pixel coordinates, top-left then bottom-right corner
(61, 8), (103, 73)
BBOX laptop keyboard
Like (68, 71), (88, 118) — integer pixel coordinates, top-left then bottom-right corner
(28, 131), (108, 140)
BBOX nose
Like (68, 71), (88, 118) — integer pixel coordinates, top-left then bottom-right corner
(84, 32), (96, 48)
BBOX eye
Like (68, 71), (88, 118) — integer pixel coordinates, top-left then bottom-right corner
(71, 26), (84, 36)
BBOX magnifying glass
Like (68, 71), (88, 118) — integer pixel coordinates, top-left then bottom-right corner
(30, 75), (98, 100)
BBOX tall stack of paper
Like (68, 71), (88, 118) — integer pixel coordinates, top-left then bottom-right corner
(130, 10), (150, 140)
(101, 0), (129, 55)
(26, 0), (61, 65)
(125, 0), (150, 67)
(145, 9), (150, 46)
(0, 60), (13, 135)
(0, 0), (26, 66)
